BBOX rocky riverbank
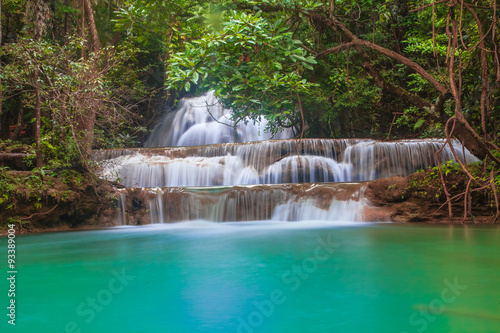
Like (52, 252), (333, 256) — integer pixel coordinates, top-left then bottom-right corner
(365, 170), (499, 224)
(0, 169), (120, 235)
(1, 166), (498, 235)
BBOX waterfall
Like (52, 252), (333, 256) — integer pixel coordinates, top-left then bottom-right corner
(117, 192), (127, 225)
(97, 92), (478, 225)
(144, 91), (294, 147)
(99, 139), (477, 188)
(114, 183), (372, 224)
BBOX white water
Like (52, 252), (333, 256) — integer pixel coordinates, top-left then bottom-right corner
(98, 92), (478, 225)
(116, 183), (369, 224)
(145, 91), (293, 147)
(271, 197), (367, 221)
(101, 139), (477, 188)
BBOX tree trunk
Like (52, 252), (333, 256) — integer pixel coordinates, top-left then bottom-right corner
(33, 0), (46, 168)
(75, 0), (101, 157)
(75, 106), (97, 156)
(34, 70), (43, 168)
(10, 109), (24, 141)
(315, 10), (496, 162)
(0, 0), (3, 132)
(83, 0), (101, 52)
(64, 0), (69, 39)
(0, 113), (9, 139)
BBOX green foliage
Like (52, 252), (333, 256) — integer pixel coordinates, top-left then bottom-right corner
(59, 169), (83, 186)
(0, 140), (33, 155)
(409, 159), (499, 210)
(409, 161), (461, 201)
(165, 8), (318, 127)
(108, 0), (500, 141)
(393, 106), (445, 137)
(404, 35), (449, 57)
(2, 36), (146, 166)
(2, 0), (499, 155)
(0, 151), (93, 220)
(0, 167), (54, 210)
(0, 167), (13, 207)
(414, 118), (426, 130)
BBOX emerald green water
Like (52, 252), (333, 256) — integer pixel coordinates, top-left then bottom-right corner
(2, 223), (499, 333)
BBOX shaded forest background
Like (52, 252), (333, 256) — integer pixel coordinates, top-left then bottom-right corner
(0, 0), (499, 225)
(1, 0), (499, 162)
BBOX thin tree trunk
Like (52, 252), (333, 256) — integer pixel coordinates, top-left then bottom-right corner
(10, 109), (24, 141)
(80, 0), (86, 58)
(83, 0), (101, 52)
(75, 0), (101, 157)
(464, 3), (489, 138)
(64, 0), (69, 41)
(33, 0), (45, 168)
(316, 8), (497, 163)
(34, 69), (43, 168)
(0, 0), (3, 130)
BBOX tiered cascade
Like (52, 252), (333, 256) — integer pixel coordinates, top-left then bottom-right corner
(144, 91), (293, 147)
(96, 93), (478, 225)
(99, 138), (475, 188)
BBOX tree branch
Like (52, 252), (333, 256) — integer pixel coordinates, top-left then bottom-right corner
(316, 42), (355, 58)
(408, 0), (449, 13)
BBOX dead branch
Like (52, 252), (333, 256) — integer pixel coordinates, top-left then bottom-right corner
(203, 101), (234, 128)
(386, 113), (399, 140)
(463, 177), (473, 223)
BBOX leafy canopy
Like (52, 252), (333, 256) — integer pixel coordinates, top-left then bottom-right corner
(165, 6), (318, 128)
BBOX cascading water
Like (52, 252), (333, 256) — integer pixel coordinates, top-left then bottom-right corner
(116, 183), (368, 224)
(144, 91), (294, 147)
(100, 139), (476, 187)
(96, 92), (478, 225)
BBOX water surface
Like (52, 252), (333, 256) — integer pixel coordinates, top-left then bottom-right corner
(1, 223), (499, 333)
